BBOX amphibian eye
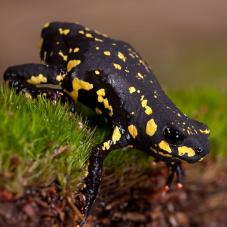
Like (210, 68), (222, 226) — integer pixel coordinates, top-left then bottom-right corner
(163, 127), (184, 144)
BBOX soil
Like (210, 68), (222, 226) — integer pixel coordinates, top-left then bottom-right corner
(0, 158), (227, 227)
(0, 185), (82, 227)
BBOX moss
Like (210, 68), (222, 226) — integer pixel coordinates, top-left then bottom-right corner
(0, 86), (96, 194)
(0, 86), (226, 194)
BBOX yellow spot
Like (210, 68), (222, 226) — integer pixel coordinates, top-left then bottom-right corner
(96, 88), (113, 116)
(113, 63), (121, 70)
(95, 107), (102, 115)
(73, 47), (80, 53)
(95, 37), (103, 42)
(139, 59), (144, 65)
(141, 99), (148, 107)
(85, 27), (91, 31)
(130, 50), (139, 58)
(103, 51), (111, 56)
(118, 52), (126, 62)
(97, 88), (105, 96)
(58, 51), (68, 61)
(129, 53), (135, 58)
(27, 74), (47, 85)
(43, 22), (50, 28)
(69, 48), (72, 53)
(67, 60), (81, 72)
(112, 126), (121, 144)
(128, 86), (136, 94)
(95, 46), (100, 50)
(56, 74), (65, 82)
(159, 141), (172, 153)
(145, 106), (152, 115)
(140, 97), (152, 115)
(85, 33), (93, 38)
(102, 33), (108, 38)
(58, 28), (70, 35)
(178, 146), (195, 157)
(146, 119), (157, 136)
(95, 70), (100, 75)
(98, 96), (104, 103)
(103, 99), (113, 116)
(102, 141), (110, 150)
(137, 72), (144, 79)
(128, 125), (138, 139)
(139, 59), (150, 72)
(199, 129), (210, 135)
(78, 30), (85, 35)
(68, 78), (93, 100)
(125, 69), (130, 73)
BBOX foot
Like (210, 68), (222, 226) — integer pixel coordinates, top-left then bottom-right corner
(164, 161), (185, 191)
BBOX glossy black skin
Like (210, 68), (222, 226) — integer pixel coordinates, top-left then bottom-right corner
(4, 22), (210, 224)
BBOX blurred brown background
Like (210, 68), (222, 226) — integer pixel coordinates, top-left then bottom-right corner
(1, 0), (227, 89)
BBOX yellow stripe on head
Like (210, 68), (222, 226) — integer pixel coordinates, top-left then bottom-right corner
(178, 146), (195, 157)
(159, 140), (172, 153)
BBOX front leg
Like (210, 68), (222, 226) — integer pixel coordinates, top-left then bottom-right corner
(4, 63), (76, 113)
(81, 125), (130, 223)
(83, 144), (106, 217)
(165, 161), (185, 191)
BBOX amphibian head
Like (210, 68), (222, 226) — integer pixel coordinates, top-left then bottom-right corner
(149, 103), (210, 164)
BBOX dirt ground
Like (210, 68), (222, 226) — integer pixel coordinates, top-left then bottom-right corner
(0, 158), (226, 227)
(86, 159), (227, 227)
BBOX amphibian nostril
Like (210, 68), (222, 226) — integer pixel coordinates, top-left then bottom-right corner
(196, 147), (203, 154)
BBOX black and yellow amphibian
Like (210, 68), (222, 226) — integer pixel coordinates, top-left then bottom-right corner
(4, 22), (210, 223)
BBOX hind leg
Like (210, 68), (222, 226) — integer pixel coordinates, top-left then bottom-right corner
(4, 63), (76, 112)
